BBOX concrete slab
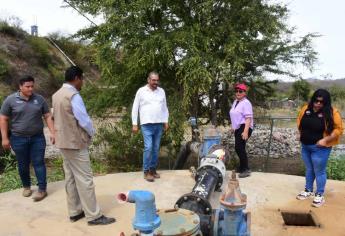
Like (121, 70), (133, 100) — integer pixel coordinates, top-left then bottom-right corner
(0, 171), (344, 236)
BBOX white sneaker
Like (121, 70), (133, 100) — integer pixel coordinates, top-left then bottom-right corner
(296, 189), (314, 200)
(312, 194), (325, 207)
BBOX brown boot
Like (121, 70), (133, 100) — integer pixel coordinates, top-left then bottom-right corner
(32, 191), (48, 202)
(22, 188), (32, 197)
(144, 171), (154, 182)
(150, 169), (160, 179)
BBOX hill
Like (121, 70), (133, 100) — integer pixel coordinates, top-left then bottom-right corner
(307, 78), (345, 88)
(0, 20), (99, 103)
(275, 78), (345, 94)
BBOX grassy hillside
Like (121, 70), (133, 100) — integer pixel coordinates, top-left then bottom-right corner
(0, 20), (99, 104)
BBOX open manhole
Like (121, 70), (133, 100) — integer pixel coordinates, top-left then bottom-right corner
(280, 210), (321, 227)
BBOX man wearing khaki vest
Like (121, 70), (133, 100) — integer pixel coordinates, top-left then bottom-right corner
(52, 66), (115, 225)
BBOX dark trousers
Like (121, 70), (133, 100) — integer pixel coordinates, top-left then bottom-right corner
(10, 133), (47, 191)
(235, 124), (252, 172)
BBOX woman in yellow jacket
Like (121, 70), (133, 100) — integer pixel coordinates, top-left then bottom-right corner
(296, 89), (343, 207)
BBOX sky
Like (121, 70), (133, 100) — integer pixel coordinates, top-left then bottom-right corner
(286, 0), (345, 80)
(0, 0), (344, 80)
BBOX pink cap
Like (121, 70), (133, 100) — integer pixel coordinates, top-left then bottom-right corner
(235, 83), (247, 91)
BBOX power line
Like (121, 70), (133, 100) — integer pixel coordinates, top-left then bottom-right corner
(63, 0), (98, 27)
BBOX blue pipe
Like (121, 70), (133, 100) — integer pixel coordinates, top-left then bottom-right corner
(125, 190), (161, 234)
(215, 208), (250, 236)
(201, 135), (221, 157)
(222, 209), (249, 236)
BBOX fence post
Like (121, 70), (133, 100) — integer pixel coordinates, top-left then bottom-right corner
(265, 118), (274, 172)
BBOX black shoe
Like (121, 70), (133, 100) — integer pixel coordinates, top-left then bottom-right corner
(238, 170), (251, 178)
(88, 215), (116, 225)
(70, 211), (85, 222)
(237, 168), (251, 173)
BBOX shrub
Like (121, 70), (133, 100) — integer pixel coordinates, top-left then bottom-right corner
(26, 36), (52, 67)
(94, 113), (144, 172)
(0, 155), (110, 193)
(0, 21), (19, 37)
(48, 33), (98, 69)
(0, 152), (20, 193)
(0, 152), (16, 173)
(87, 90), (186, 172)
(0, 20), (25, 38)
(46, 158), (65, 183)
(327, 155), (345, 181)
(0, 57), (8, 78)
(47, 64), (65, 87)
(0, 168), (22, 193)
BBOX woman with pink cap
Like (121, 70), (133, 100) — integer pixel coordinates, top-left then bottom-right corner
(229, 83), (254, 178)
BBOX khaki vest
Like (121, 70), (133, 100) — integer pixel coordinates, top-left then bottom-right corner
(52, 86), (91, 149)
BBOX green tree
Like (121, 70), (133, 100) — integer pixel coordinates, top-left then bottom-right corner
(67, 0), (317, 119)
(65, 0), (318, 169)
(290, 78), (311, 102)
(329, 85), (345, 102)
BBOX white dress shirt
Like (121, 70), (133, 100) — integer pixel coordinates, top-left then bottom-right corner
(131, 85), (169, 125)
(63, 83), (95, 137)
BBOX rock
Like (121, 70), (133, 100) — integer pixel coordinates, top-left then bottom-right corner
(221, 125), (302, 159)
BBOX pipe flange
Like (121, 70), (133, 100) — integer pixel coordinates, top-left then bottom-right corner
(199, 156), (226, 177)
(197, 159), (225, 190)
(175, 193), (213, 215)
(154, 208), (201, 236)
(207, 145), (230, 163)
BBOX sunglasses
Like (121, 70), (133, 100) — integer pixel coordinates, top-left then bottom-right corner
(235, 89), (245, 94)
(314, 99), (324, 104)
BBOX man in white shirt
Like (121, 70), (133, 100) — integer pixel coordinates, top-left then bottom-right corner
(52, 66), (115, 225)
(132, 71), (169, 182)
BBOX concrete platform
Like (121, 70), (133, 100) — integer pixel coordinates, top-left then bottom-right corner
(0, 171), (345, 236)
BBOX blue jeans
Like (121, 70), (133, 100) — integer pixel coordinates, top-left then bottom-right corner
(141, 123), (164, 172)
(301, 144), (332, 195)
(10, 133), (47, 191)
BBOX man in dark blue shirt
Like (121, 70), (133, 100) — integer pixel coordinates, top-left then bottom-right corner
(0, 76), (55, 201)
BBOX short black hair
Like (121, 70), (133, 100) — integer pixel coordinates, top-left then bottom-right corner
(65, 66), (83, 82)
(19, 75), (35, 85)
